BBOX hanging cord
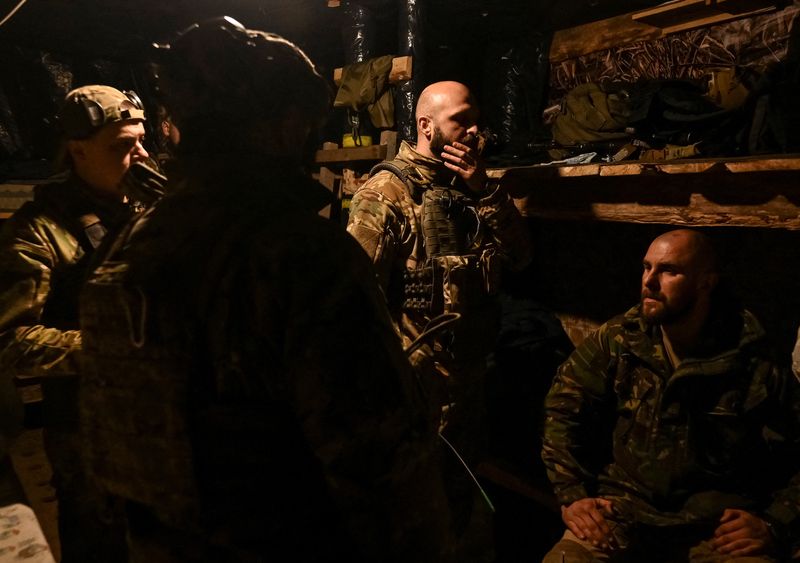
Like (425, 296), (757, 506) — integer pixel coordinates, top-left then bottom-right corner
(438, 432), (495, 514)
(0, 0), (29, 28)
(402, 311), (496, 513)
(403, 312), (461, 356)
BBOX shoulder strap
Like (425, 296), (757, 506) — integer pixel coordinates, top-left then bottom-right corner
(42, 185), (116, 254)
(369, 160), (417, 196)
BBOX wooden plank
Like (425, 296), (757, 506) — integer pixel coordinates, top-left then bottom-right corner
(490, 155), (800, 229)
(379, 130), (398, 159)
(0, 183), (35, 217)
(314, 144), (388, 164)
(491, 155), (800, 178)
(632, 0), (721, 28)
(476, 461), (559, 513)
(725, 157), (800, 173)
(317, 166), (338, 192)
(550, 14), (661, 62)
(333, 56), (413, 86)
(550, 1), (778, 61)
(657, 7), (774, 33)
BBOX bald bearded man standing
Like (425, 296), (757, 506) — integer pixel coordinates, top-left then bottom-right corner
(346, 81), (532, 556)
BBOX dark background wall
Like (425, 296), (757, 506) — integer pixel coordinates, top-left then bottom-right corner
(0, 0), (667, 171)
(526, 219), (800, 364)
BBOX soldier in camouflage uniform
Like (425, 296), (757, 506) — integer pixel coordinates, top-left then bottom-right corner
(346, 80), (532, 556)
(0, 84), (149, 561)
(78, 17), (452, 562)
(542, 229), (800, 562)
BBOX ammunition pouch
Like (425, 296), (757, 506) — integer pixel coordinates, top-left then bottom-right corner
(422, 187), (480, 257)
(402, 254), (489, 317)
(402, 266), (438, 312)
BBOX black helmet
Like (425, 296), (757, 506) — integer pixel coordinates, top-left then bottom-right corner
(155, 17), (330, 151)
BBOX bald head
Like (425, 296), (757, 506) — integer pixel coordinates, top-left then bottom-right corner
(416, 81), (473, 122)
(641, 229), (719, 327)
(650, 229), (718, 276)
(415, 81), (479, 159)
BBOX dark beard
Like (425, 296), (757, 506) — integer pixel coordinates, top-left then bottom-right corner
(430, 127), (448, 159)
(640, 292), (696, 325)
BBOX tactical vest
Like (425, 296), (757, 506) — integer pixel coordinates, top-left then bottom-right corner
(369, 161), (491, 317)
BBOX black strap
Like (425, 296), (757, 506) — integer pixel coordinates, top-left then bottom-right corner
(369, 160), (417, 196)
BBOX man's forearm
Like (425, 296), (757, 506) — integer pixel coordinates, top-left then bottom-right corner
(0, 325), (82, 378)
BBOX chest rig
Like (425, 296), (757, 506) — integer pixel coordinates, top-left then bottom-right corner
(370, 160), (485, 315)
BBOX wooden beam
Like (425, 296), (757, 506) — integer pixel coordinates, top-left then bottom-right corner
(0, 183), (35, 218)
(314, 144), (388, 164)
(333, 56), (413, 86)
(550, 0), (778, 62)
(489, 156), (800, 230)
(550, 13), (663, 62)
(379, 130), (398, 160)
(632, 0), (721, 28)
(476, 461), (559, 513)
(316, 166), (341, 219)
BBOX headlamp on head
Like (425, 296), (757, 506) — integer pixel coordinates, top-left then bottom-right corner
(58, 85), (146, 140)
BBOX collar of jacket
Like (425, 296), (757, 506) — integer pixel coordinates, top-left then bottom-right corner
(34, 172), (132, 226)
(395, 140), (457, 188)
(618, 303), (767, 381)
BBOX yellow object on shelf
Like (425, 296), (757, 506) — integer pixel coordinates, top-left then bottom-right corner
(342, 134), (372, 148)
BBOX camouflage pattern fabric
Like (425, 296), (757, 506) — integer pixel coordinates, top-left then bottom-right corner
(78, 156), (452, 562)
(346, 140), (532, 416)
(542, 303), (800, 552)
(0, 175), (133, 562)
(0, 176), (132, 386)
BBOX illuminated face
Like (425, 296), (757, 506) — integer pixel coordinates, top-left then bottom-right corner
(429, 96), (480, 157)
(640, 235), (705, 325)
(70, 120), (148, 199)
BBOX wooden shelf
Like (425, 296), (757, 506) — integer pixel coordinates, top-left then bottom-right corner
(491, 155), (800, 229)
(314, 144), (387, 164)
(550, 0), (779, 62)
(632, 0), (724, 29)
(0, 183), (35, 219)
(314, 131), (398, 165)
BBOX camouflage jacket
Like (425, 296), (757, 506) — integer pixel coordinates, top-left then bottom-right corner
(78, 157), (452, 562)
(543, 303), (800, 537)
(346, 140), (532, 380)
(0, 175), (132, 380)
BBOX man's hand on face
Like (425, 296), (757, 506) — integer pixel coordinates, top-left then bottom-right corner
(710, 509), (774, 557)
(441, 141), (487, 194)
(561, 498), (617, 551)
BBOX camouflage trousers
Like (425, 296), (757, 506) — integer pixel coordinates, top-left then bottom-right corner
(542, 529), (778, 563)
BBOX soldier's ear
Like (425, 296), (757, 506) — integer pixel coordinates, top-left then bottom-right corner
(417, 115), (432, 139)
(66, 139), (87, 164)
